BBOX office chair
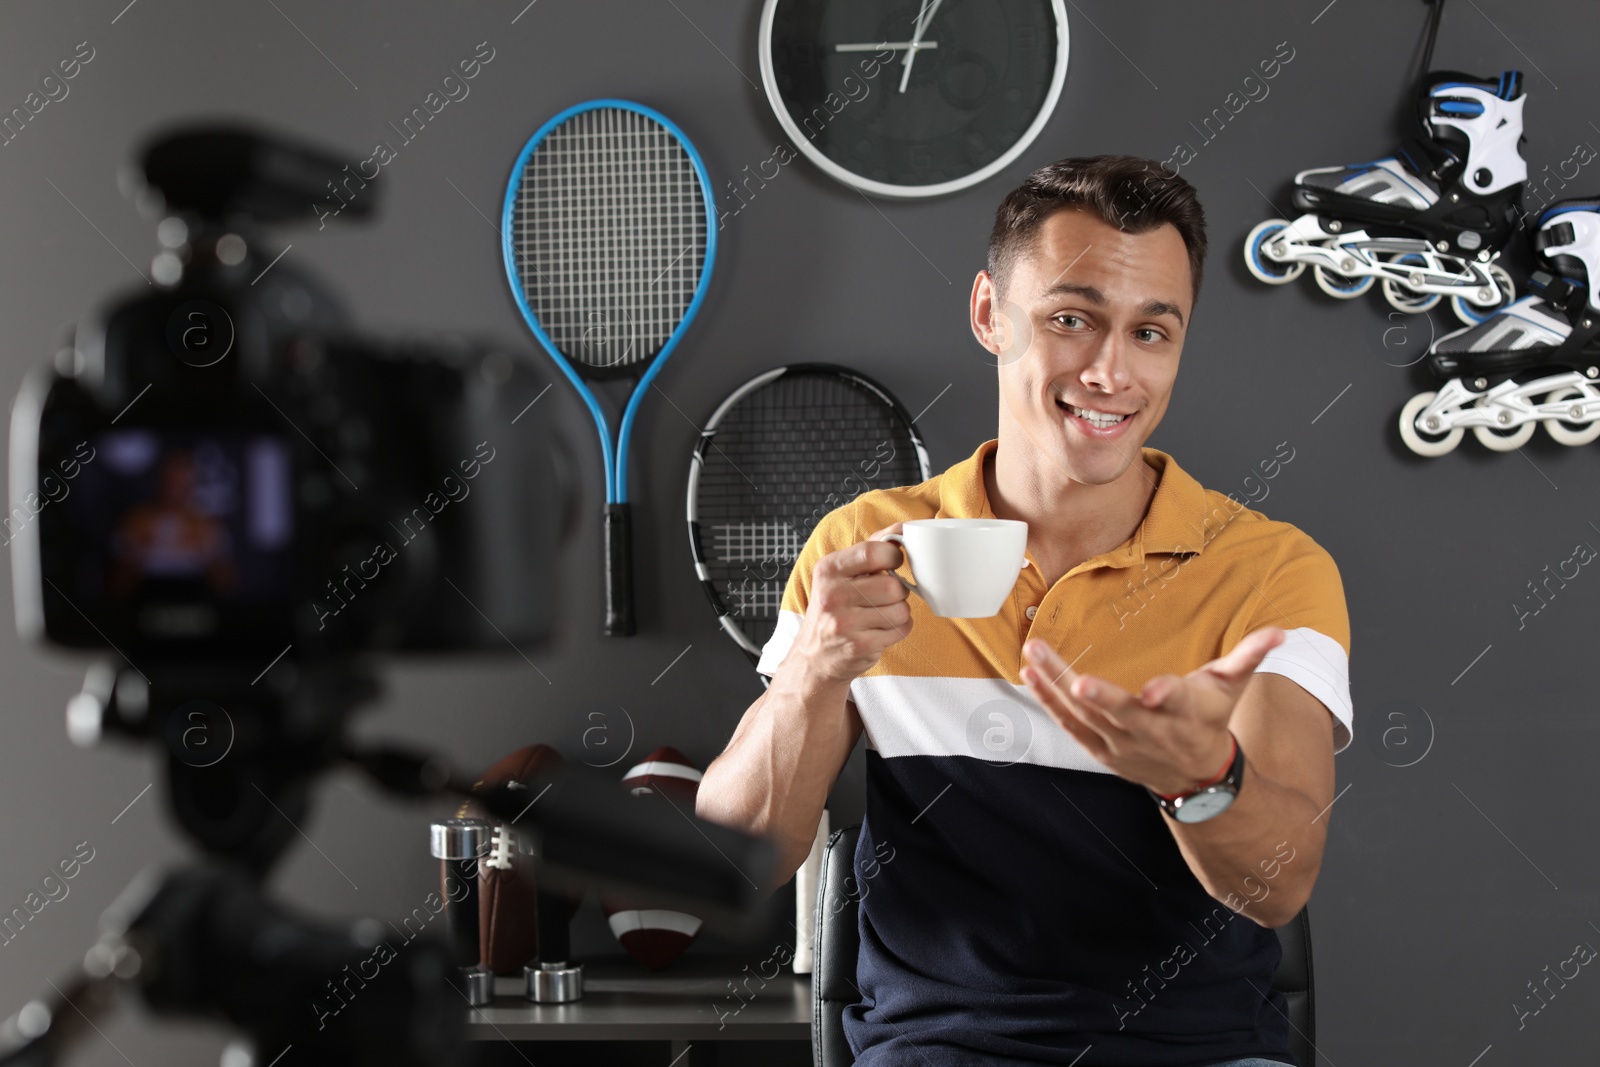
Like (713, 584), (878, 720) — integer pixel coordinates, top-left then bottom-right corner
(811, 824), (1315, 1067)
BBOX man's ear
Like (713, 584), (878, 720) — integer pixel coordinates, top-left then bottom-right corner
(971, 270), (1031, 367)
(970, 270), (1002, 356)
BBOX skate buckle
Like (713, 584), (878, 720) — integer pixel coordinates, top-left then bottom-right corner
(1528, 271), (1585, 314)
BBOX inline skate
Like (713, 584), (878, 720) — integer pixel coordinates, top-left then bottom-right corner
(1245, 67), (1526, 325)
(1399, 201), (1600, 456)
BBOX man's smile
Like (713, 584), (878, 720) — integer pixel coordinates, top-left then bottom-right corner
(1055, 395), (1136, 436)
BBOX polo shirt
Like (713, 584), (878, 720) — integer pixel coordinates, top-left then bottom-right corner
(755, 438), (1352, 1067)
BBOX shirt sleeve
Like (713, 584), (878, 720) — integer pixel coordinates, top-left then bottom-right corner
(754, 503), (862, 679)
(1244, 528), (1354, 753)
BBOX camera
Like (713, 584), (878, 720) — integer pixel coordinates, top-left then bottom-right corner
(8, 124), (568, 662)
(0, 123), (778, 1067)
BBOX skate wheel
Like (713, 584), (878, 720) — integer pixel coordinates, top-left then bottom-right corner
(1243, 219), (1304, 285)
(1399, 391), (1462, 457)
(1382, 278), (1442, 313)
(1543, 386), (1600, 446)
(1471, 405), (1535, 451)
(1450, 262), (1515, 326)
(1380, 254), (1441, 313)
(1313, 265), (1374, 300)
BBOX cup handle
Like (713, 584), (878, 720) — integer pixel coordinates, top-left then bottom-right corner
(881, 533), (921, 600)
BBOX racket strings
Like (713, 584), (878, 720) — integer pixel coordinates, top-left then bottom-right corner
(513, 107), (707, 371)
(693, 374), (925, 644)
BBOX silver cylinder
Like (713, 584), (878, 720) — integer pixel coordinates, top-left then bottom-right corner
(524, 961), (584, 1003)
(430, 817), (490, 860)
(459, 965), (494, 1007)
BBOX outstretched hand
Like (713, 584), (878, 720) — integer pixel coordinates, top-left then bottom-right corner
(1019, 627), (1287, 797)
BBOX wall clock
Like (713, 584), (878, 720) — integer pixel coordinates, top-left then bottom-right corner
(758, 0), (1069, 199)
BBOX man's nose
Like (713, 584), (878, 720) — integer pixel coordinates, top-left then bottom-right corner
(1080, 334), (1129, 391)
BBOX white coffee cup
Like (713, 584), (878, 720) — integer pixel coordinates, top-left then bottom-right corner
(882, 518), (1029, 618)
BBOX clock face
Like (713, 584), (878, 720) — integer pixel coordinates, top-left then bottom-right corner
(759, 0), (1068, 199)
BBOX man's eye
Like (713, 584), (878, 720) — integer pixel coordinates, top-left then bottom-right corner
(1136, 328), (1163, 343)
(1055, 314), (1084, 329)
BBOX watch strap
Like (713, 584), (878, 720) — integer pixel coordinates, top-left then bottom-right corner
(1153, 733), (1239, 801)
(1148, 734), (1245, 819)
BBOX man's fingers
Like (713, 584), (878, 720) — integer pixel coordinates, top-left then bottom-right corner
(1023, 638), (1076, 688)
(1068, 674), (1141, 732)
(1022, 663), (1097, 745)
(1137, 628), (1283, 709)
(843, 599), (912, 632)
(828, 537), (907, 580)
(1138, 674), (1180, 707)
(1139, 674), (1199, 720)
(1021, 640), (1134, 742)
(843, 571), (909, 608)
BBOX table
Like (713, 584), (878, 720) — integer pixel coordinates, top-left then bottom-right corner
(464, 954), (813, 1066)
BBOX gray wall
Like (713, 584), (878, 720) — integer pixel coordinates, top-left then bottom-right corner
(1, 1), (1595, 1064)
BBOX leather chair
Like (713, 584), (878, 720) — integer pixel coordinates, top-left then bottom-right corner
(812, 823), (1315, 1067)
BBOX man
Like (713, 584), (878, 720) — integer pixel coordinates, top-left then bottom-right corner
(697, 156), (1351, 1067)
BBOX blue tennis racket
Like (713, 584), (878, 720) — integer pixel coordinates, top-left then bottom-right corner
(502, 99), (716, 636)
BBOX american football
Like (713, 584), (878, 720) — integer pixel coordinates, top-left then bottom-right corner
(460, 743), (582, 974)
(599, 746), (706, 970)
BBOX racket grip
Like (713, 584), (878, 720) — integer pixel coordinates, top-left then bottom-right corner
(603, 503), (636, 636)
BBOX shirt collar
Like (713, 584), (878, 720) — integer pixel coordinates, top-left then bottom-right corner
(937, 438), (1227, 567)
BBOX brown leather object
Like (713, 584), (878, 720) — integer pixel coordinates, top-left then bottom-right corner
(458, 743), (583, 974)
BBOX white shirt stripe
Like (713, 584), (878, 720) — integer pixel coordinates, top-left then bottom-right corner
(758, 611), (1354, 757)
(1256, 626), (1353, 753)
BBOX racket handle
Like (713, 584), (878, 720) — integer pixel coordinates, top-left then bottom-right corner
(604, 503), (636, 636)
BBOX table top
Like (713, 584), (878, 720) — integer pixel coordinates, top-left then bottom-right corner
(463, 954), (814, 1041)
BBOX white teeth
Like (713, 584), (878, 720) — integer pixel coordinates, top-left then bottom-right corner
(1066, 404), (1129, 429)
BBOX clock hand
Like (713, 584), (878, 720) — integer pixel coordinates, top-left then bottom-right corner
(899, 0), (944, 93)
(906, 0), (944, 44)
(833, 41), (939, 53)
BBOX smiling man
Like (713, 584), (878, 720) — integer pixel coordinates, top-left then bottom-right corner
(697, 156), (1352, 1067)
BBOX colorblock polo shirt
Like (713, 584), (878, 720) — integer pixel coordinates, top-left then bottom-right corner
(756, 438), (1352, 1067)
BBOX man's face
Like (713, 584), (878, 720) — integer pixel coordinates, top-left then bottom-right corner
(974, 206), (1193, 486)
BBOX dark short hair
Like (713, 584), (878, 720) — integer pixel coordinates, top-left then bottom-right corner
(987, 155), (1208, 304)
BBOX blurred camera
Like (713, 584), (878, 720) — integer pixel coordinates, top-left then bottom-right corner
(8, 124), (567, 662)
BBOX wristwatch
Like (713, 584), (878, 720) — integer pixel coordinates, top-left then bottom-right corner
(1148, 734), (1246, 824)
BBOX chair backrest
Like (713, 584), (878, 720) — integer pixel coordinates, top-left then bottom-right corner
(812, 823), (1315, 1067)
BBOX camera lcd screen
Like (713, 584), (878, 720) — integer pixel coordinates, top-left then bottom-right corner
(58, 429), (294, 641)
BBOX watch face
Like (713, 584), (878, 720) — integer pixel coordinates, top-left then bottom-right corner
(1175, 787), (1236, 824)
(760, 0), (1068, 198)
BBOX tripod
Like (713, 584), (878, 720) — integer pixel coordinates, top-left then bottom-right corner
(0, 658), (776, 1067)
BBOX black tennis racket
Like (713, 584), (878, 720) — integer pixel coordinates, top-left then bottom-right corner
(502, 99), (716, 636)
(686, 364), (931, 666)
